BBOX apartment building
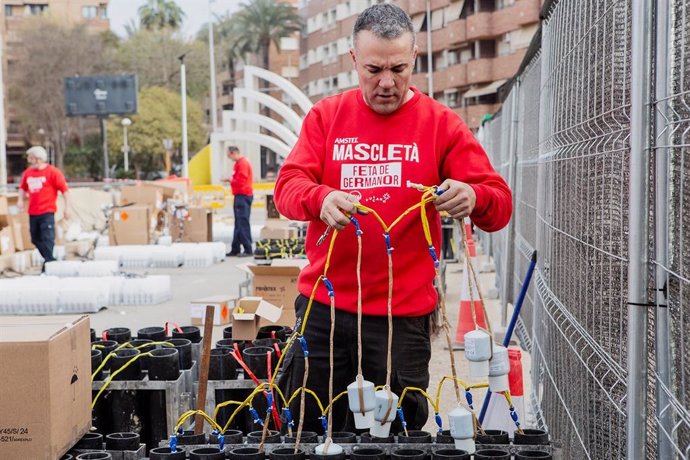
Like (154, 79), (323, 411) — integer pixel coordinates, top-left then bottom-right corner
(1, 0), (109, 174)
(298, 0), (541, 129)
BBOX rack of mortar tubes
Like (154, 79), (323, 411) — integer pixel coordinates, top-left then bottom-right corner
(65, 431), (146, 460)
(156, 429), (556, 459)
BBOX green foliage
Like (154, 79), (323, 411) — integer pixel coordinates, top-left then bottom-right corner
(107, 87), (206, 179)
(10, 17), (115, 170)
(115, 28), (210, 101)
(63, 136), (103, 180)
(138, 0), (186, 31)
(229, 0), (302, 69)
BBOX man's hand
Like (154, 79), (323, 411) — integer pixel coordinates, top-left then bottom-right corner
(320, 191), (363, 230)
(63, 210), (71, 221)
(434, 179), (477, 220)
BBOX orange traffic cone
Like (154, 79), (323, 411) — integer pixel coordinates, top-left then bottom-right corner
(483, 347), (525, 436)
(454, 219), (489, 348)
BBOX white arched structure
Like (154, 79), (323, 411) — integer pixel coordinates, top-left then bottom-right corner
(210, 65), (313, 183)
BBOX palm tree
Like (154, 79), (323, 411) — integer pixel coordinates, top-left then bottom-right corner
(232, 0), (302, 72)
(213, 14), (250, 92)
(138, 0), (186, 31)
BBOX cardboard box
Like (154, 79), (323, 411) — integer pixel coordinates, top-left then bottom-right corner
(237, 262), (302, 326)
(172, 207), (212, 243)
(0, 224), (15, 255)
(232, 297), (283, 341)
(10, 213), (34, 251)
(0, 315), (91, 460)
(120, 185), (164, 211)
(109, 205), (150, 246)
(0, 193), (18, 216)
(260, 220), (298, 240)
(190, 295), (235, 326)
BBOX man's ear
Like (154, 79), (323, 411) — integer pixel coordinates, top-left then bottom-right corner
(412, 44), (418, 63)
(349, 48), (356, 68)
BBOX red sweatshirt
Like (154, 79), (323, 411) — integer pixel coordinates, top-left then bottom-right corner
(231, 157), (253, 196)
(275, 87), (511, 317)
(20, 165), (68, 215)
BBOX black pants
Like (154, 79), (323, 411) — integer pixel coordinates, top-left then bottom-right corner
(29, 212), (56, 264)
(278, 294), (432, 434)
(232, 194), (253, 254)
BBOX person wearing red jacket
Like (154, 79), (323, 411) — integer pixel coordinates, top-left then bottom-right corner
(275, 4), (512, 433)
(17, 146), (70, 268)
(226, 145), (254, 256)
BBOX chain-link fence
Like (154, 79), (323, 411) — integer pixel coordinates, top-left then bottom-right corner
(476, 0), (690, 458)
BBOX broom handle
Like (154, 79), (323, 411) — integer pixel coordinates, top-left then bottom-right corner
(478, 250), (537, 424)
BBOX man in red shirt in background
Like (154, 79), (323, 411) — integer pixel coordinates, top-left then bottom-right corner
(226, 146), (253, 257)
(17, 146), (70, 267)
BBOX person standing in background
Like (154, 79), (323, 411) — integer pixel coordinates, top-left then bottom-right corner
(226, 145), (254, 257)
(16, 146), (70, 268)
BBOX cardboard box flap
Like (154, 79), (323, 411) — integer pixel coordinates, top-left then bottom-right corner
(247, 265), (302, 276)
(256, 300), (283, 323)
(0, 316), (86, 342)
(191, 295), (236, 304)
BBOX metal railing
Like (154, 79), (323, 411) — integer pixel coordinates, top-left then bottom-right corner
(476, 0), (690, 458)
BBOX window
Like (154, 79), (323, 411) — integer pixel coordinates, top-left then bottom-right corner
(82, 6), (98, 18)
(477, 40), (497, 58)
(477, 0), (496, 12)
(4, 5), (12, 16)
(459, 1), (474, 18)
(25, 4), (48, 15)
(445, 91), (459, 108)
(99, 4), (108, 18)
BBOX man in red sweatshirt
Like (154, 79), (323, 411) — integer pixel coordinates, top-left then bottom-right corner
(275, 4), (512, 433)
(17, 145), (70, 267)
(227, 145), (254, 257)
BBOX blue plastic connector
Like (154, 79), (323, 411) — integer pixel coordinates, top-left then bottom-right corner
(283, 408), (295, 427)
(322, 277), (335, 297)
(299, 336), (309, 358)
(350, 216), (363, 236)
(396, 408), (407, 429)
(249, 407), (263, 426)
(434, 412), (443, 432)
(169, 435), (178, 453)
(465, 390), (474, 410)
(320, 415), (328, 432)
(383, 233), (393, 254)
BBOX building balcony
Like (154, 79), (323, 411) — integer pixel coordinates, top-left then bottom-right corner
(493, 0), (542, 35)
(446, 19), (468, 46)
(466, 58), (493, 85)
(454, 103), (501, 129)
(466, 12), (496, 41)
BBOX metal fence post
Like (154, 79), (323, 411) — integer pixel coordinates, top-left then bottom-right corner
(501, 84), (520, 327)
(627, 0), (654, 457)
(654, 1), (673, 457)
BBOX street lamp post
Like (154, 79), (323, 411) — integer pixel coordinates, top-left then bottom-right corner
(208, 0), (219, 132)
(121, 118), (132, 172)
(179, 53), (189, 178)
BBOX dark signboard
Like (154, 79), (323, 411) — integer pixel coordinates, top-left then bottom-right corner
(64, 74), (138, 117)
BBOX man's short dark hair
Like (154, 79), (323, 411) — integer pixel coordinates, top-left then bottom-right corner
(227, 146), (240, 154)
(353, 4), (415, 47)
